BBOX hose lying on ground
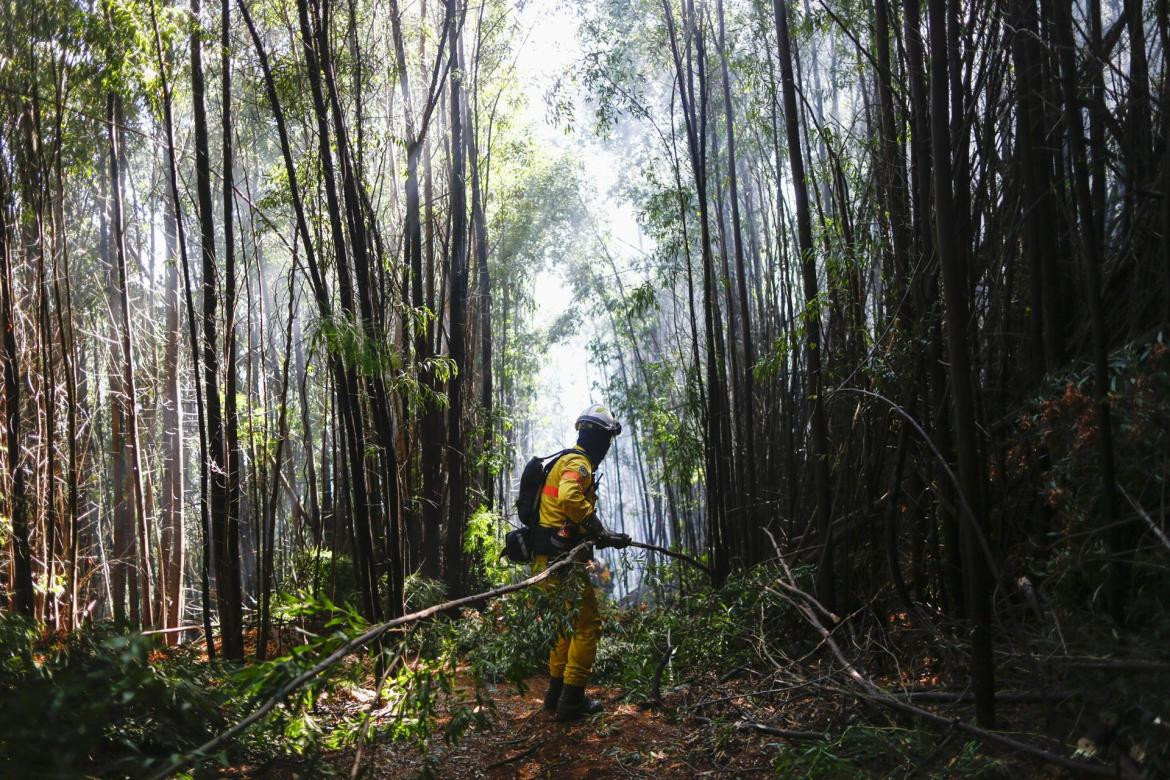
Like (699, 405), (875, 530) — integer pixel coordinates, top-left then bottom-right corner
(624, 540), (713, 577)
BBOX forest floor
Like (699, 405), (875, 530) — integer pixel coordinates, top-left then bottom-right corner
(318, 675), (781, 778)
(246, 669), (1084, 779)
(213, 620), (1094, 779)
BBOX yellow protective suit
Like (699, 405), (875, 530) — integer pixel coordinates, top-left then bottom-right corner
(533, 446), (602, 687)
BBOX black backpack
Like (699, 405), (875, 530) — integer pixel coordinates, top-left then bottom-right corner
(503, 449), (575, 564)
(514, 449), (576, 528)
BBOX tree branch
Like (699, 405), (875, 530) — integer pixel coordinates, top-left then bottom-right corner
(146, 543), (593, 780)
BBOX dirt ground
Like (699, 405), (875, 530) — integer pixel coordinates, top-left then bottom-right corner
(322, 677), (777, 778)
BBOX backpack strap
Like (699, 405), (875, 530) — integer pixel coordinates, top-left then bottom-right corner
(540, 448), (586, 500)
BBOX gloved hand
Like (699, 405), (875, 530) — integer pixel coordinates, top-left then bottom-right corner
(596, 532), (632, 550)
(582, 513), (606, 537)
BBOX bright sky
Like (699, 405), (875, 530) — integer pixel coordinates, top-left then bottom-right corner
(512, 0), (648, 454)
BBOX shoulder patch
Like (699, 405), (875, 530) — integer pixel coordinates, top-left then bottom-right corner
(578, 465), (589, 480)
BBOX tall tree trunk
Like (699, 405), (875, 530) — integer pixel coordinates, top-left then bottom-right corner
(904, 0), (963, 618)
(0, 168), (34, 617)
(387, 0), (430, 567)
(444, 0), (469, 596)
(150, 0), (215, 658)
(315, 0), (404, 620)
(1053, 0), (1124, 626)
(716, 0), (757, 560)
(48, 92), (82, 628)
(928, 0), (994, 727)
(107, 93), (154, 629)
(874, 0), (911, 324)
(773, 0), (834, 610)
(258, 268), (297, 660)
(662, 0), (732, 586)
(161, 181), (185, 640)
(191, 0), (242, 659)
(466, 74), (492, 509)
(1012, 0), (1064, 376)
(420, 13), (443, 577)
(220, 0), (245, 655)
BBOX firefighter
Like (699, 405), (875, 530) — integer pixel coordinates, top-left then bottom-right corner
(535, 403), (631, 721)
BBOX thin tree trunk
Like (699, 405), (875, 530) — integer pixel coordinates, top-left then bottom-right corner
(928, 0), (994, 727)
(773, 0), (834, 610)
(220, 0), (245, 657)
(162, 175), (185, 640)
(716, 0), (757, 560)
(107, 92), (154, 629)
(0, 167), (34, 617)
(150, 0), (215, 658)
(444, 0), (469, 596)
(466, 71), (492, 509)
(1053, 0), (1124, 626)
(192, 0), (242, 659)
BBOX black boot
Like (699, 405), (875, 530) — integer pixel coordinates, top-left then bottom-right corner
(555, 684), (603, 721)
(542, 677), (563, 711)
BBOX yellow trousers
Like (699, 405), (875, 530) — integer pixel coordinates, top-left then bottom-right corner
(533, 554), (601, 687)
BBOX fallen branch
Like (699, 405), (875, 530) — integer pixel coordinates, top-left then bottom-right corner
(1119, 485), (1170, 553)
(900, 689), (1079, 704)
(483, 738), (547, 770)
(146, 543), (592, 780)
(1002, 654), (1170, 672)
(649, 634), (677, 708)
(763, 544), (1121, 777)
(690, 715), (827, 741)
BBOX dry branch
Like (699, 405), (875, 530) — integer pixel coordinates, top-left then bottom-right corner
(146, 543), (592, 780)
(900, 689), (1078, 704)
(690, 715), (827, 741)
(1004, 654), (1170, 673)
(766, 551), (1122, 777)
(483, 738), (547, 770)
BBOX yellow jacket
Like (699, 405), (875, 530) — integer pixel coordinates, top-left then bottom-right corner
(538, 446), (597, 530)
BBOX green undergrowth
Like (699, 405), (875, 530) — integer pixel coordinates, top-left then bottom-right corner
(1009, 333), (1170, 632)
(0, 566), (583, 777)
(0, 616), (232, 777)
(768, 725), (1007, 778)
(0, 562), (1002, 779)
(594, 559), (814, 699)
(8, 340), (1167, 777)
(0, 552), (1033, 778)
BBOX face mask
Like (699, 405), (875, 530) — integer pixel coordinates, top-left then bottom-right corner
(578, 430), (612, 466)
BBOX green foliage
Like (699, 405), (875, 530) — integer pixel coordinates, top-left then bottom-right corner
(462, 505), (512, 589)
(233, 594), (378, 758)
(471, 404), (511, 485)
(236, 590), (484, 762)
(770, 727), (1006, 779)
(451, 571), (581, 685)
(574, 0), (664, 135)
(1013, 334), (1170, 630)
(314, 315), (402, 377)
(0, 617), (230, 777)
(291, 546), (362, 608)
(400, 355), (457, 413)
(593, 561), (809, 700)
(405, 573), (449, 612)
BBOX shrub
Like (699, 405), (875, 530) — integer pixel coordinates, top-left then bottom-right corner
(0, 616), (229, 777)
